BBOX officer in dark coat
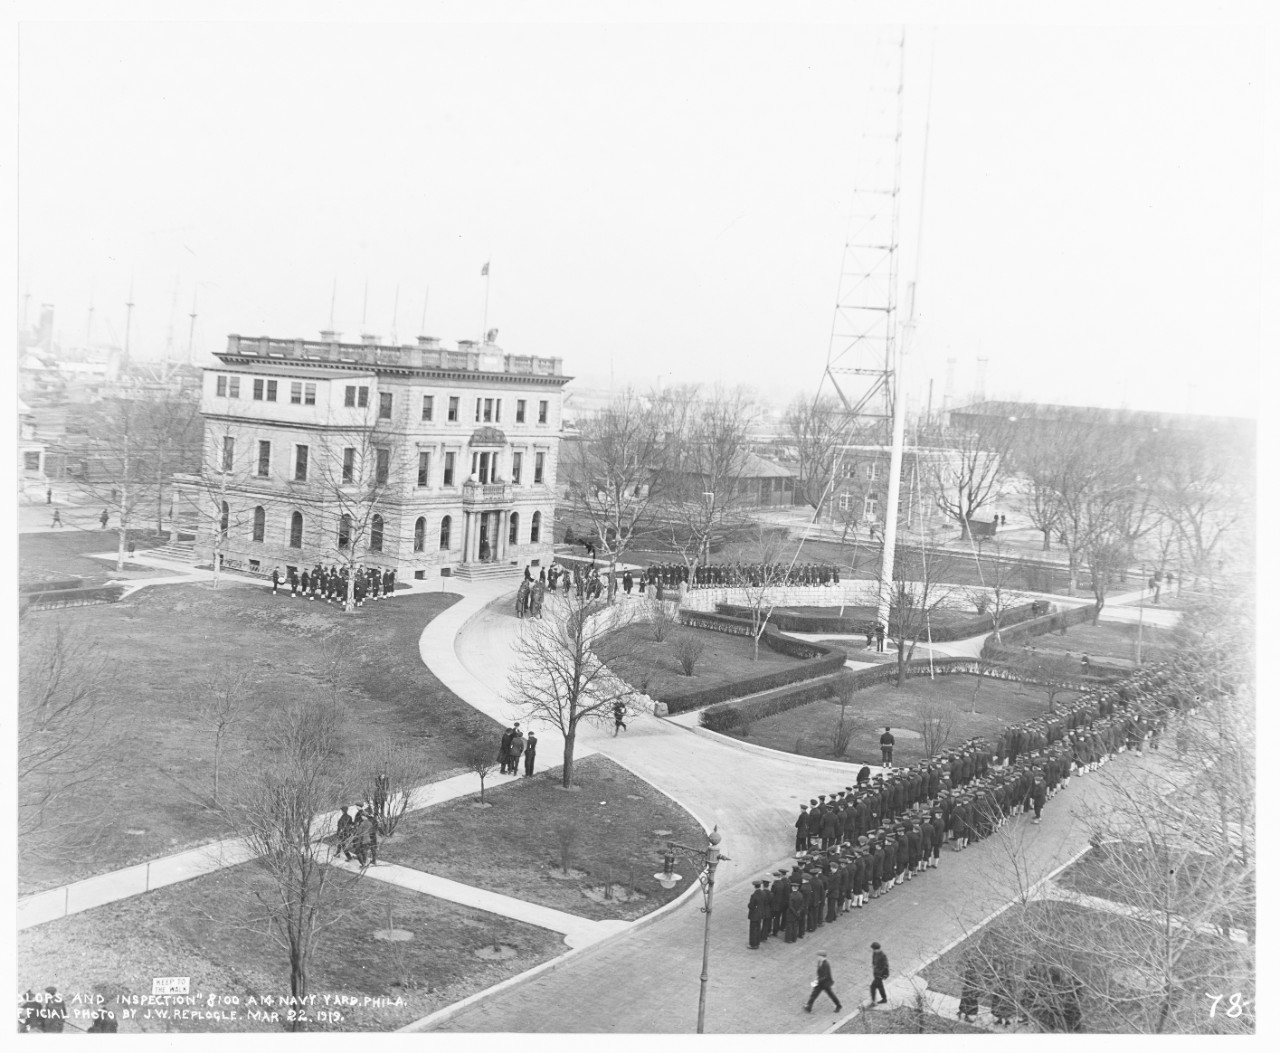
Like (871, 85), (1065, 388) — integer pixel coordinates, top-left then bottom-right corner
(804, 952), (843, 1013)
(335, 805), (355, 861)
(748, 880), (770, 948)
(523, 732), (537, 776)
(770, 869), (790, 936)
(785, 884), (805, 943)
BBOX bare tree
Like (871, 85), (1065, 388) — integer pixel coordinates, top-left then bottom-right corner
(829, 688), (867, 758)
(135, 396), (203, 535)
(883, 552), (958, 687)
(783, 392), (845, 511)
(914, 697), (957, 758)
(72, 398), (158, 571)
(192, 667), (253, 804)
(507, 589), (649, 787)
(651, 384), (761, 578)
(1006, 423), (1071, 552)
(730, 526), (793, 661)
(962, 537), (1022, 645)
(673, 630), (706, 676)
(355, 739), (434, 836)
(922, 424), (1010, 540)
(18, 614), (119, 861)
(561, 391), (667, 602)
(464, 734), (499, 804)
(221, 695), (360, 1022)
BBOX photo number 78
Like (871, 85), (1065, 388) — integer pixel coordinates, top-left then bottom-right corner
(1205, 993), (1251, 1018)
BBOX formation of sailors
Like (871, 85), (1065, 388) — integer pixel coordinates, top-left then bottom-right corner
(746, 662), (1206, 950)
(271, 563), (396, 605)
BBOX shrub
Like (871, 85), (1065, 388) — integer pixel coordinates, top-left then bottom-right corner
(22, 584), (126, 610)
(650, 603), (677, 643)
(673, 631), (706, 676)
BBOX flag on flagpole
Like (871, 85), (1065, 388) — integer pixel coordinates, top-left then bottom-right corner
(480, 262), (489, 277)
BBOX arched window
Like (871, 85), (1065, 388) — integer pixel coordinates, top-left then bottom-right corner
(252, 506), (265, 542)
(509, 511), (519, 545)
(370, 514), (384, 552)
(338, 513), (352, 549)
(530, 510), (541, 543)
(439, 515), (452, 550)
(219, 501), (229, 535)
(289, 511), (303, 548)
(413, 516), (426, 553)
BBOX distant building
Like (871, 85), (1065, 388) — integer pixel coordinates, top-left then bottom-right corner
(949, 400), (1254, 447)
(17, 398), (46, 485)
(826, 444), (953, 535)
(173, 332), (570, 580)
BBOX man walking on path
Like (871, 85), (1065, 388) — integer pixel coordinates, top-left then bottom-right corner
(51, 509), (62, 527)
(613, 702), (627, 736)
(99, 508), (109, 529)
(880, 728), (895, 767)
(804, 952), (843, 1013)
(523, 731), (537, 776)
(868, 942), (890, 1006)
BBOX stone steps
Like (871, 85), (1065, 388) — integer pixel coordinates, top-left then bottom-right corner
(452, 562), (523, 582)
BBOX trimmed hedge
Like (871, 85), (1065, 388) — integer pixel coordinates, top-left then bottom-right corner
(700, 671), (854, 732)
(21, 584), (126, 611)
(661, 610), (847, 713)
(713, 600), (1042, 642)
(19, 577), (85, 594)
(699, 656), (1102, 733)
(980, 602), (1098, 658)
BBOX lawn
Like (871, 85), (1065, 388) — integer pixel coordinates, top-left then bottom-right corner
(735, 674), (1079, 767)
(603, 621), (818, 704)
(17, 860), (565, 1033)
(19, 583), (494, 893)
(20, 529), (168, 586)
(388, 755), (706, 921)
(919, 898), (1254, 1034)
(1018, 620), (1176, 666)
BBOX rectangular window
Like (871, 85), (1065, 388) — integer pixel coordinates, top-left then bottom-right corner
(221, 436), (235, 472)
(253, 378), (264, 401)
(379, 391), (393, 419)
(448, 396), (459, 422)
(345, 385), (357, 408)
(443, 451), (455, 486)
(421, 395), (434, 421)
(838, 493), (855, 511)
(534, 451), (545, 484)
(342, 447), (355, 484)
(495, 399), (502, 423)
(295, 444), (309, 482)
(475, 398), (483, 423)
(228, 377), (240, 398)
(511, 451), (523, 484)
(290, 381), (303, 404)
(358, 386), (369, 408)
(866, 462), (879, 481)
(538, 400), (548, 424)
(864, 495), (880, 519)
(417, 451), (431, 487)
(375, 447), (390, 485)
(304, 382), (316, 405)
(257, 440), (271, 477)
(483, 398), (493, 423)
(841, 461), (858, 479)
(216, 375), (227, 397)
(516, 399), (526, 423)
(266, 380), (278, 402)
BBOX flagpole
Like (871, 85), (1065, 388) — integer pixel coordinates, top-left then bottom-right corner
(481, 262), (491, 342)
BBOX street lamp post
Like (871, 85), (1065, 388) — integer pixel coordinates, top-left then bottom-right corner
(654, 827), (729, 1034)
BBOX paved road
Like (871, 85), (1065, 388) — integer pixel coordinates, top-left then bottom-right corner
(417, 592), (1159, 1033)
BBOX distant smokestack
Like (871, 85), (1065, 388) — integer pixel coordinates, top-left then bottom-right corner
(942, 356), (957, 414)
(974, 357), (988, 401)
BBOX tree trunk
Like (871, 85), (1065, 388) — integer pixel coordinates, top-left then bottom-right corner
(1042, 528), (1051, 551)
(1067, 557), (1078, 596)
(896, 642), (907, 687)
(561, 728), (576, 788)
(289, 947), (308, 1031)
(607, 555), (618, 604)
(1091, 599), (1103, 625)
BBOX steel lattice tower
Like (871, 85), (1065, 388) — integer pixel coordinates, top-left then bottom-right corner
(822, 31), (907, 446)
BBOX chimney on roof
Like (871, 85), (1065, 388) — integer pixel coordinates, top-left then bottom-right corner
(361, 333), (379, 345)
(320, 329), (339, 343)
(416, 336), (441, 349)
(457, 339), (477, 350)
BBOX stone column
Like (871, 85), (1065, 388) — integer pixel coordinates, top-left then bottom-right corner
(497, 510), (507, 561)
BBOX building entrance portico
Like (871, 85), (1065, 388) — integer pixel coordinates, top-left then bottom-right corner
(462, 507), (511, 564)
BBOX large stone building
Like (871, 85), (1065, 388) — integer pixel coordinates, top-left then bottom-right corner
(173, 332), (569, 581)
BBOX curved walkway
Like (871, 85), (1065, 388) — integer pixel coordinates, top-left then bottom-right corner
(408, 584), (1176, 1033)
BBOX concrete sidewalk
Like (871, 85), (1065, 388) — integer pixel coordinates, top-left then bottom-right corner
(331, 859), (630, 949)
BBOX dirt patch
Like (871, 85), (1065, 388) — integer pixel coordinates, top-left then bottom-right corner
(473, 944), (518, 961)
(373, 929), (415, 942)
(582, 885), (648, 905)
(547, 867), (588, 881)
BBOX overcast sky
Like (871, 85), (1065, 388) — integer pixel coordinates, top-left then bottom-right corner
(14, 1), (1269, 418)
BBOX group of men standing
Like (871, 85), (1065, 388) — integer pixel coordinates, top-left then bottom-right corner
(499, 723), (537, 776)
(271, 563), (396, 605)
(333, 799), (383, 866)
(689, 561), (841, 589)
(751, 661), (1204, 971)
(547, 562), (603, 601)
